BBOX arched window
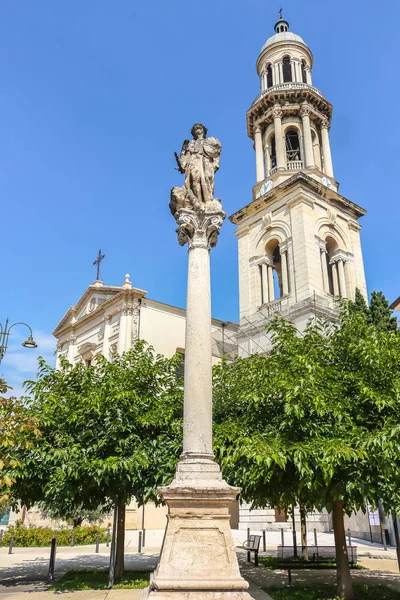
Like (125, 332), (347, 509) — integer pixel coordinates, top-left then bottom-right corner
(285, 129), (301, 163)
(282, 56), (292, 82)
(324, 236), (348, 298)
(259, 239), (290, 306)
(312, 130), (322, 169)
(325, 237), (337, 295)
(301, 60), (307, 83)
(267, 64), (273, 88)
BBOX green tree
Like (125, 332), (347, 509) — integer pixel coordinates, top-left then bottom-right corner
(349, 288), (370, 321)
(213, 309), (400, 600)
(13, 341), (183, 579)
(369, 291), (398, 332)
(0, 379), (40, 512)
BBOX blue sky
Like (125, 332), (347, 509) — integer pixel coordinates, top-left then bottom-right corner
(1, 0), (399, 396)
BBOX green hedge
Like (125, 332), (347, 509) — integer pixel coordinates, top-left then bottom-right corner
(1, 524), (108, 547)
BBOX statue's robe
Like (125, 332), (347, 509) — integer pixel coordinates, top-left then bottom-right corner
(180, 137), (221, 204)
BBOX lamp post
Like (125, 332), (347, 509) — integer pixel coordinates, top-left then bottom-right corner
(0, 318), (38, 365)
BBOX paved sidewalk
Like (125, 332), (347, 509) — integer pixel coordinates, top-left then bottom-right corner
(0, 529), (398, 599)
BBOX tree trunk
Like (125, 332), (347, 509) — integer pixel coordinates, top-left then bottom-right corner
(114, 495), (126, 581)
(300, 504), (308, 561)
(332, 499), (354, 599)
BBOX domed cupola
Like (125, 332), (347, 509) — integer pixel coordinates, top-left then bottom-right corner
(246, 12), (335, 192)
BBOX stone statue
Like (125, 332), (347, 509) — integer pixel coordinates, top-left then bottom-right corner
(170, 123), (222, 215)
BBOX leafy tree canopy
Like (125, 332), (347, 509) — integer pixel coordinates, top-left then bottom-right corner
(0, 379), (40, 512)
(14, 341), (183, 517)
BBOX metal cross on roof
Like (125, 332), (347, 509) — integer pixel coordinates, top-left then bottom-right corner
(93, 249), (105, 281)
(279, 6), (283, 19)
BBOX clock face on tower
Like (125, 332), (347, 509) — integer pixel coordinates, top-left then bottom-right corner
(260, 180), (273, 195)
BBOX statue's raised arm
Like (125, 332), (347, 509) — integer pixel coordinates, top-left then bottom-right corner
(170, 123), (222, 215)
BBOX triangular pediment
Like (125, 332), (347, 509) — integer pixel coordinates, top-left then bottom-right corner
(53, 284), (123, 336)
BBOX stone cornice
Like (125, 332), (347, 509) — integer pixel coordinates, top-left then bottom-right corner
(229, 172), (366, 225)
(247, 84), (333, 139)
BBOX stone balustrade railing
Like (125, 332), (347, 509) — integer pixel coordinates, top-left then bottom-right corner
(252, 82), (324, 106)
(287, 160), (303, 170)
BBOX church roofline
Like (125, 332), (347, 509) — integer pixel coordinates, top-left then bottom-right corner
(389, 296), (400, 311)
(52, 283), (147, 336)
(228, 172), (366, 225)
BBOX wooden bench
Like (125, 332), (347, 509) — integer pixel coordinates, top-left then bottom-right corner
(243, 535), (261, 566)
(284, 563), (337, 585)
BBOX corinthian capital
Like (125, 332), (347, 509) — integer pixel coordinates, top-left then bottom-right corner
(300, 103), (311, 118)
(174, 205), (226, 250)
(321, 117), (330, 130)
(272, 105), (283, 119)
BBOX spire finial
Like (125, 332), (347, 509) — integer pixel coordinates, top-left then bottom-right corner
(279, 6), (283, 19)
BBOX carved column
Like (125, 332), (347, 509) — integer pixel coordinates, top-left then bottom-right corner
(117, 306), (127, 354)
(261, 262), (269, 304)
(281, 250), (289, 296)
(320, 247), (329, 293)
(290, 61), (296, 82)
(264, 142), (272, 176)
(102, 315), (112, 356)
(149, 204), (251, 598)
(268, 264), (275, 302)
(321, 118), (334, 178)
(67, 336), (76, 364)
(337, 259), (347, 298)
(278, 61), (283, 83)
(273, 63), (278, 85)
(331, 260), (340, 296)
(300, 104), (314, 168)
(272, 105), (286, 170)
(254, 126), (265, 183)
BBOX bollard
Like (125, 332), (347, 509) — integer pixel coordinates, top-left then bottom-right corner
(138, 530), (142, 553)
(347, 529), (352, 548)
(314, 528), (318, 557)
(47, 537), (57, 583)
(70, 532), (75, 547)
(8, 533), (14, 555)
(382, 530), (388, 551)
(281, 528), (285, 548)
(95, 535), (100, 553)
(0, 529), (3, 546)
(142, 528), (146, 548)
(247, 527), (250, 542)
(262, 529), (266, 553)
(106, 527), (110, 548)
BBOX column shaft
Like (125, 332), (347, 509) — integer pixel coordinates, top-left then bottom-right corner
(264, 144), (272, 176)
(261, 263), (269, 304)
(281, 251), (289, 295)
(273, 109), (286, 170)
(321, 124), (334, 178)
(301, 108), (314, 168)
(117, 312), (127, 354)
(320, 250), (329, 293)
(332, 262), (340, 296)
(254, 127), (265, 183)
(183, 245), (213, 457)
(67, 340), (75, 364)
(278, 62), (283, 83)
(102, 317), (111, 357)
(337, 259), (347, 298)
(268, 265), (275, 302)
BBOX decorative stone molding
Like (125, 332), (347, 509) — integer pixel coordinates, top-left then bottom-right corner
(104, 314), (112, 324)
(131, 303), (140, 343)
(321, 117), (330, 130)
(327, 208), (337, 224)
(300, 103), (311, 118)
(174, 206), (226, 250)
(272, 105), (283, 119)
(262, 212), (272, 228)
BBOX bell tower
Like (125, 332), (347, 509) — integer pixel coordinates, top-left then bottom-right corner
(230, 15), (368, 355)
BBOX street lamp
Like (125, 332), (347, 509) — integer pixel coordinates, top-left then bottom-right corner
(0, 318), (38, 364)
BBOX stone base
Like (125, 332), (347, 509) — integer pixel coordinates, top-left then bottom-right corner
(146, 458), (253, 599)
(144, 591), (253, 599)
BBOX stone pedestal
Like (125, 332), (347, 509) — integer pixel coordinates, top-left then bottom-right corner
(146, 201), (252, 599)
